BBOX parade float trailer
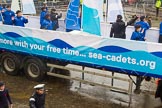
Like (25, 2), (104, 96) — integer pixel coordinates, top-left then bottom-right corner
(0, 0), (161, 105)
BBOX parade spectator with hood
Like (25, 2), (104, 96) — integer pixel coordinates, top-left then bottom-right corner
(13, 10), (28, 27)
(110, 15), (126, 39)
(2, 5), (15, 25)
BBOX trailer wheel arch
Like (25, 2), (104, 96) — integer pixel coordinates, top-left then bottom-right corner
(24, 57), (47, 81)
(1, 52), (21, 76)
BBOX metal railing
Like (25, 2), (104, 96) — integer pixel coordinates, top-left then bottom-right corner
(47, 63), (133, 107)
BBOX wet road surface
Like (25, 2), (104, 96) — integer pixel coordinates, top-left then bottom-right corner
(0, 72), (128, 108)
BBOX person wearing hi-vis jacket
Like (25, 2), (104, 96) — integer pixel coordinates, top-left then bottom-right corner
(155, 0), (161, 19)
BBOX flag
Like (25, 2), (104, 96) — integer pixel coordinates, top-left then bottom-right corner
(82, 0), (103, 36)
(65, 0), (81, 30)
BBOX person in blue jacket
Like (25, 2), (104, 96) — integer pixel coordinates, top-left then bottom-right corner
(2, 5), (15, 25)
(159, 22), (162, 43)
(135, 16), (150, 38)
(131, 23), (147, 94)
(41, 14), (53, 30)
(131, 24), (145, 41)
(13, 10), (28, 27)
(0, 5), (3, 21)
(40, 7), (47, 28)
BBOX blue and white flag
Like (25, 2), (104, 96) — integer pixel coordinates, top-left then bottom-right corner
(82, 0), (103, 36)
(107, 0), (125, 22)
(65, 0), (81, 30)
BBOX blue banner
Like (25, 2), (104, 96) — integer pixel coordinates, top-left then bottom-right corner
(65, 0), (81, 30)
(0, 25), (162, 78)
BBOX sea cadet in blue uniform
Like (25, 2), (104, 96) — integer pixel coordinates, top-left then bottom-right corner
(40, 7), (47, 27)
(29, 84), (46, 108)
(131, 23), (147, 93)
(13, 10), (28, 27)
(0, 81), (13, 108)
(41, 14), (53, 30)
(2, 5), (15, 25)
(135, 16), (150, 38)
(131, 24), (145, 41)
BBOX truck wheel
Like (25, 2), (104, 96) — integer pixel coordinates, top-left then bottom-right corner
(24, 59), (46, 81)
(1, 53), (21, 76)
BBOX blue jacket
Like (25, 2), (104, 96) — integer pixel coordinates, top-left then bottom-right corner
(40, 11), (47, 25)
(13, 16), (28, 27)
(160, 22), (162, 36)
(135, 21), (150, 37)
(41, 19), (53, 30)
(2, 10), (15, 25)
(0, 6), (2, 21)
(131, 31), (144, 41)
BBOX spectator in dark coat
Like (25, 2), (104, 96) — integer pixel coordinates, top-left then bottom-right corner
(110, 15), (126, 39)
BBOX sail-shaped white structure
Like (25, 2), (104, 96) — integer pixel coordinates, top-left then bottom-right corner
(11, 0), (36, 14)
(11, 0), (21, 13)
(22, 0), (36, 14)
(107, 0), (125, 22)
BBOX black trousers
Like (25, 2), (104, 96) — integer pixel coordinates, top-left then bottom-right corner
(1, 105), (9, 108)
(159, 35), (162, 43)
(156, 7), (160, 17)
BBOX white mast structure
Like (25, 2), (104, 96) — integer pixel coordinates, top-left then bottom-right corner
(11, 0), (36, 14)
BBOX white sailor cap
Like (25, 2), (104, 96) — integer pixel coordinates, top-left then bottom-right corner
(34, 84), (45, 90)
